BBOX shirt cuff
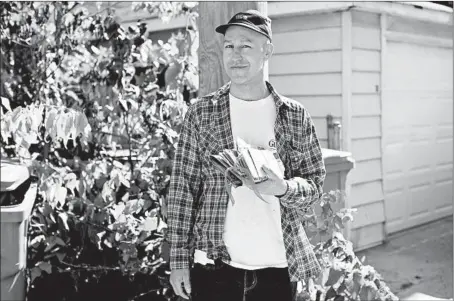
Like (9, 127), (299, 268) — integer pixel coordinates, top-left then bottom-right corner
(170, 247), (191, 270)
(276, 179), (300, 206)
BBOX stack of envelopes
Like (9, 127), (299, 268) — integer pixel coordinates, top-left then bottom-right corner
(209, 138), (285, 204)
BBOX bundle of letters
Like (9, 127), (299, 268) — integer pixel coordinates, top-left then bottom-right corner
(209, 137), (284, 204)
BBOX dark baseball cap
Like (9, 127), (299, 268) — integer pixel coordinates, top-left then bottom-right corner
(215, 10), (272, 41)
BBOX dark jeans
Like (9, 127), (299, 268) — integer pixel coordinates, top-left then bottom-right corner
(190, 260), (297, 301)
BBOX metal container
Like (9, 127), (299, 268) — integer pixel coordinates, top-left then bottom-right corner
(1, 158), (37, 301)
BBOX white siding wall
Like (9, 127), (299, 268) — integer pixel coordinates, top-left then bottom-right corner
(269, 13), (343, 148)
(349, 11), (385, 250)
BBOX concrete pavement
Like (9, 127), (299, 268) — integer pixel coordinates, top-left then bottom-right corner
(357, 216), (453, 300)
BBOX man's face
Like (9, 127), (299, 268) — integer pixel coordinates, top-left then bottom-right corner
(222, 26), (273, 85)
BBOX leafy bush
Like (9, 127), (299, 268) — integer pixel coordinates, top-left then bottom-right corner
(1, 2), (198, 300)
(0, 2), (398, 301)
(299, 191), (398, 301)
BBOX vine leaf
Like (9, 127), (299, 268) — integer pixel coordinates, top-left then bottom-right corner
(30, 267), (42, 283)
(324, 287), (336, 301)
(1, 97), (12, 112)
(37, 262), (52, 274)
(325, 268), (343, 287)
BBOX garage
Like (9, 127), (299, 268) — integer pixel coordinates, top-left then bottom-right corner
(382, 40), (453, 234)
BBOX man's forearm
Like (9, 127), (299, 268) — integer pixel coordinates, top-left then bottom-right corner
(167, 184), (196, 270)
(278, 174), (324, 210)
(166, 104), (201, 270)
(167, 160), (201, 270)
(279, 108), (326, 211)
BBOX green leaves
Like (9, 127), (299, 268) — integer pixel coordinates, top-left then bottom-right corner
(302, 190), (398, 301)
(4, 2), (349, 301)
(1, 96), (12, 112)
(30, 267), (42, 283)
(46, 107), (92, 148)
(359, 285), (374, 301)
(37, 262), (52, 274)
(333, 295), (345, 301)
(337, 208), (358, 225)
(325, 268), (343, 287)
(139, 217), (159, 232)
(1, 104), (44, 154)
(54, 186), (67, 207)
(325, 287), (337, 300)
(124, 198), (142, 215)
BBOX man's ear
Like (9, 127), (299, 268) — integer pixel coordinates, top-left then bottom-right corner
(264, 42), (274, 61)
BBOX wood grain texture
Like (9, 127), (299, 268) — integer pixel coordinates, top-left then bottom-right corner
(198, 2), (267, 96)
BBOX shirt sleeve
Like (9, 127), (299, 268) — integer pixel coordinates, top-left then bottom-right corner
(167, 104), (202, 270)
(278, 109), (326, 211)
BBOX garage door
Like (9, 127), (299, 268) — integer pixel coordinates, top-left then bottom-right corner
(383, 41), (453, 234)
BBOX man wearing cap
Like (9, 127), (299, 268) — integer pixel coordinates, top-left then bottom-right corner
(167, 9), (326, 301)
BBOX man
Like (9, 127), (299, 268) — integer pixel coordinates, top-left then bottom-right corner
(167, 9), (326, 301)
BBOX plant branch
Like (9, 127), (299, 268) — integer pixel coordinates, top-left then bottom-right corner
(60, 260), (120, 272)
(33, 53), (65, 105)
(128, 287), (162, 301)
(5, 38), (35, 49)
(122, 109), (135, 181)
(94, 130), (141, 144)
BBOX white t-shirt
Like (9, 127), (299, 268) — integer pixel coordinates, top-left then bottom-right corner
(194, 93), (288, 269)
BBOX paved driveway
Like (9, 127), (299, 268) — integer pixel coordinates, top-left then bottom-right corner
(357, 216), (453, 300)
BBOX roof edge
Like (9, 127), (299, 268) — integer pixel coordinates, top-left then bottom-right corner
(268, 1), (452, 25)
(267, 2), (354, 18)
(398, 1), (453, 13)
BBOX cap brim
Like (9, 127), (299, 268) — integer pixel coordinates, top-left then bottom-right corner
(215, 22), (271, 40)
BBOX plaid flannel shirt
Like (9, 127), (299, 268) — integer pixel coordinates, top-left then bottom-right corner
(167, 81), (326, 282)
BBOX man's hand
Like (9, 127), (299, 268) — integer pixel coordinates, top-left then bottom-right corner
(243, 165), (288, 196)
(170, 268), (191, 299)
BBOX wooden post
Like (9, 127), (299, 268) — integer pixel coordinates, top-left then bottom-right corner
(197, 2), (268, 96)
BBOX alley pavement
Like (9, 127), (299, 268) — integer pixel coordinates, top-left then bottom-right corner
(357, 216), (453, 300)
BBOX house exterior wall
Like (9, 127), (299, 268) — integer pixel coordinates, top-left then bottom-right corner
(266, 10), (386, 250)
(269, 13), (343, 149)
